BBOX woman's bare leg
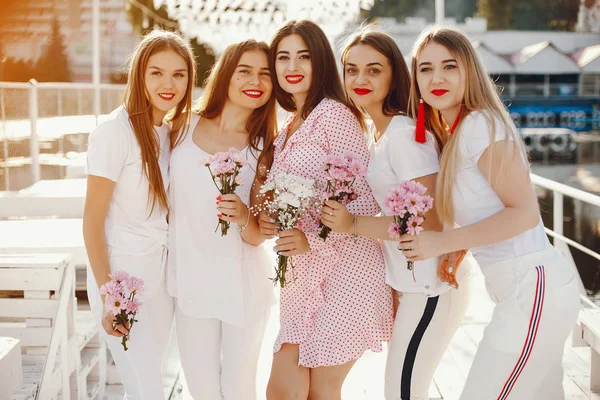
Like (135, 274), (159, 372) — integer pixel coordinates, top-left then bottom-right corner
(267, 343), (310, 400)
(307, 360), (357, 400)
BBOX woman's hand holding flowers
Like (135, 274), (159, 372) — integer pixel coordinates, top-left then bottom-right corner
(321, 199), (353, 234)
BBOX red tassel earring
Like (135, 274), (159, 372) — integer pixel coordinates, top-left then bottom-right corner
(415, 98), (426, 143)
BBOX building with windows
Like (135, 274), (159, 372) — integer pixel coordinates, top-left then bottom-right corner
(367, 17), (600, 131)
(1, 0), (139, 82)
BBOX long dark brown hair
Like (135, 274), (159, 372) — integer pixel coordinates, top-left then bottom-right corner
(191, 39), (277, 182)
(124, 29), (196, 216)
(269, 20), (365, 129)
(341, 26), (411, 117)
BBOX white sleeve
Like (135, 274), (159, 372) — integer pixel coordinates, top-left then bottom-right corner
(85, 119), (130, 182)
(387, 127), (440, 182)
(462, 112), (508, 163)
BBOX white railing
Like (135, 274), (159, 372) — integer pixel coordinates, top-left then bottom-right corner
(531, 173), (600, 308)
(38, 261), (76, 399)
(510, 83), (600, 98)
(0, 81), (203, 190)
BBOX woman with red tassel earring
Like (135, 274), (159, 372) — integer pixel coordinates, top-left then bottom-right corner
(321, 25), (474, 399)
(398, 26), (579, 399)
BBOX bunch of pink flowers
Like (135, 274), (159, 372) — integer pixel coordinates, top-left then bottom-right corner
(99, 270), (144, 351)
(319, 153), (366, 240)
(201, 148), (248, 236)
(384, 180), (433, 276)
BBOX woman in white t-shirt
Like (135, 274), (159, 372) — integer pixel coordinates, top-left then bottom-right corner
(83, 30), (195, 399)
(321, 27), (474, 399)
(167, 39), (276, 399)
(398, 27), (580, 399)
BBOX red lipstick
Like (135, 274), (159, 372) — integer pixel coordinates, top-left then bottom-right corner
(353, 88), (372, 96)
(431, 89), (448, 97)
(242, 90), (264, 99)
(285, 75), (304, 84)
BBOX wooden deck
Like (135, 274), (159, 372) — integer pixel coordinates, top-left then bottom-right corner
(101, 267), (591, 400)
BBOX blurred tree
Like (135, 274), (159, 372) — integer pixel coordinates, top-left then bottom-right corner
(548, 0), (580, 31)
(362, 0), (477, 22)
(34, 17), (72, 82)
(477, 0), (514, 29)
(126, 0), (178, 35)
(189, 39), (216, 87)
(478, 0), (579, 30)
(1, 58), (36, 82)
(124, 0), (215, 87)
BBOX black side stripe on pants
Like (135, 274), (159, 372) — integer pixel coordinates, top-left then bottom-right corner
(400, 295), (440, 400)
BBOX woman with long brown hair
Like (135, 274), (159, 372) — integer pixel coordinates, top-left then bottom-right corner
(83, 29), (195, 399)
(322, 26), (474, 400)
(398, 26), (580, 399)
(167, 39), (277, 399)
(258, 20), (394, 400)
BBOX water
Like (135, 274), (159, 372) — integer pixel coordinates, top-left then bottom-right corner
(531, 136), (600, 303)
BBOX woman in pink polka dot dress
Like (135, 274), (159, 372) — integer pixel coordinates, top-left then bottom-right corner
(259, 20), (394, 399)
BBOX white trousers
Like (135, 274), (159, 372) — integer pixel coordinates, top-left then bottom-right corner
(460, 247), (580, 400)
(385, 261), (473, 400)
(87, 246), (175, 400)
(175, 303), (270, 400)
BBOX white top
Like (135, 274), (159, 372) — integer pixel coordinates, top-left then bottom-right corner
(85, 106), (170, 256)
(452, 111), (550, 266)
(367, 115), (446, 296)
(167, 114), (274, 327)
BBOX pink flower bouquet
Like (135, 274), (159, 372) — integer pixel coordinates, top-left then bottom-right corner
(99, 270), (144, 351)
(201, 148), (248, 236)
(318, 153), (366, 240)
(384, 180), (433, 279)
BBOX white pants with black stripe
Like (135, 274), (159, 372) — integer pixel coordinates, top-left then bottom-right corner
(385, 258), (474, 399)
(459, 247), (580, 400)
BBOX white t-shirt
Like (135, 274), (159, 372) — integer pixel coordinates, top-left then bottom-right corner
(452, 111), (550, 266)
(167, 114), (274, 327)
(85, 106), (170, 256)
(367, 115), (446, 296)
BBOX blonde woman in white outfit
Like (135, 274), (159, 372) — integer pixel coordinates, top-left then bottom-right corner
(83, 30), (195, 399)
(168, 39), (277, 400)
(321, 27), (474, 400)
(399, 26), (580, 399)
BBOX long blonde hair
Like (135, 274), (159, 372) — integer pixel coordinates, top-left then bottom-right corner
(123, 29), (196, 216)
(408, 26), (528, 225)
(191, 40), (278, 183)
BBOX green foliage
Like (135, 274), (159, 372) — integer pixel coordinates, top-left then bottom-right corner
(124, 0), (215, 87)
(34, 17), (72, 82)
(363, 0), (477, 22)
(477, 0), (579, 31)
(125, 0), (176, 35)
(0, 57), (36, 82)
(189, 40), (216, 87)
(1, 17), (72, 82)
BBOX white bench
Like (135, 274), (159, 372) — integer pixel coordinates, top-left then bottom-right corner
(0, 219), (89, 291)
(0, 337), (23, 399)
(577, 308), (600, 399)
(0, 179), (86, 219)
(0, 254), (106, 399)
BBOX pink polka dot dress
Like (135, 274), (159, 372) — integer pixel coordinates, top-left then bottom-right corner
(271, 98), (394, 368)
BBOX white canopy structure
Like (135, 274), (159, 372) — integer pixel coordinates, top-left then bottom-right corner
(473, 41), (514, 74)
(510, 41), (581, 74)
(573, 44), (600, 73)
